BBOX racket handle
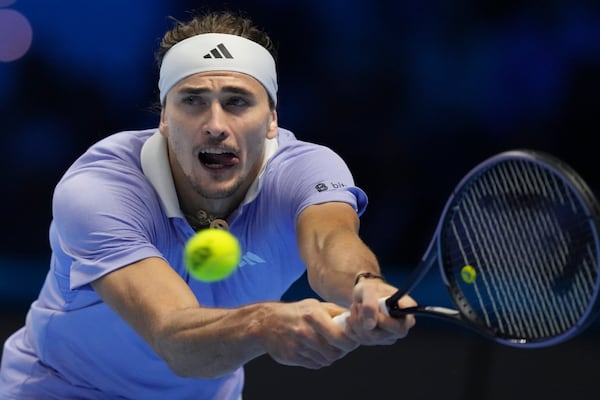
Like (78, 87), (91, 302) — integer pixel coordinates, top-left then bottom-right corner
(332, 297), (389, 330)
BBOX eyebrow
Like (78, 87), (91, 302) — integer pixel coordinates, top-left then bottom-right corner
(178, 85), (255, 98)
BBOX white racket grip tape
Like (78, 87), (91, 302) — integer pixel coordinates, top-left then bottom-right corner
(332, 297), (389, 330)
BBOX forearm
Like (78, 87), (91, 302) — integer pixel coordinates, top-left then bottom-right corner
(297, 203), (417, 346)
(92, 260), (269, 378)
(296, 202), (382, 307)
(306, 229), (380, 307)
(155, 298), (356, 377)
(93, 256), (356, 379)
(155, 302), (272, 378)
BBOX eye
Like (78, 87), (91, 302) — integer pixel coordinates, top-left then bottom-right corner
(224, 96), (249, 108)
(182, 95), (204, 105)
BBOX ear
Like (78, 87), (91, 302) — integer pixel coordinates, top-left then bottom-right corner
(266, 109), (278, 139)
(158, 107), (168, 137)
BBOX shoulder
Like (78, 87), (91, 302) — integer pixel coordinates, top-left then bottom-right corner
(255, 128), (367, 214)
(84, 128), (156, 165)
(53, 128), (159, 216)
(272, 128), (346, 166)
(60, 128), (155, 183)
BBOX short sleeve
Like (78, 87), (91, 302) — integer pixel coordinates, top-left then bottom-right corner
(52, 165), (164, 290)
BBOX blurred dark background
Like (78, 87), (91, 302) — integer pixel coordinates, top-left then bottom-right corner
(1, 1), (600, 399)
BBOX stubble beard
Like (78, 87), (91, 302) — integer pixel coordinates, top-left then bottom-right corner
(188, 171), (246, 200)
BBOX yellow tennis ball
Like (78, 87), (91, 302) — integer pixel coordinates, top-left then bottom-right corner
(184, 228), (241, 282)
(461, 265), (477, 284)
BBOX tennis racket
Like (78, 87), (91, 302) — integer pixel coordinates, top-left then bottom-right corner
(333, 150), (600, 348)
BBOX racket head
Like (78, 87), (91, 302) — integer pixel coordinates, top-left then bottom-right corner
(436, 150), (600, 348)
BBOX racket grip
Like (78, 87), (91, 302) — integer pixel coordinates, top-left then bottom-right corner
(332, 297), (389, 330)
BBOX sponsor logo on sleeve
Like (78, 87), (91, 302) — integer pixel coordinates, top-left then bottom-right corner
(314, 181), (347, 192)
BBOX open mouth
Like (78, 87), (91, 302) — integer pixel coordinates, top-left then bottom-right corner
(198, 149), (239, 169)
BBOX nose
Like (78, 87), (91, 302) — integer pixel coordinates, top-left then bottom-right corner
(203, 103), (227, 138)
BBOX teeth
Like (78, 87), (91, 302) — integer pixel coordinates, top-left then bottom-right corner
(201, 148), (230, 155)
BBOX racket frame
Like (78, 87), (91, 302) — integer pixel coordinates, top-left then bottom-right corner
(385, 150), (600, 348)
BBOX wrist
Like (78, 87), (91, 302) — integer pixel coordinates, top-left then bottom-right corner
(354, 271), (386, 286)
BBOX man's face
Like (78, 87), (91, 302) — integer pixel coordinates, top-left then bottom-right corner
(159, 71), (277, 202)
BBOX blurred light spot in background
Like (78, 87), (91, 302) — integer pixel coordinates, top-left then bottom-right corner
(0, 8), (32, 62)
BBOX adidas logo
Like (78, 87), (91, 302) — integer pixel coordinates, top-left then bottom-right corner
(203, 43), (233, 59)
(238, 251), (266, 267)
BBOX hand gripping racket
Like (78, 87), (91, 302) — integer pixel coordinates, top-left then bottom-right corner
(334, 150), (600, 348)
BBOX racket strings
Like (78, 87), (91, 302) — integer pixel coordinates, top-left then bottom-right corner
(461, 179), (558, 338)
(497, 162), (578, 335)
(455, 169), (551, 337)
(444, 159), (598, 341)
(502, 162), (595, 333)
(485, 163), (593, 337)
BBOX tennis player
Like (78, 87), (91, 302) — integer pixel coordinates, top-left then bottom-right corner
(0, 10), (416, 399)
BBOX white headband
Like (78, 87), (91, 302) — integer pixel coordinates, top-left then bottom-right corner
(159, 33), (277, 105)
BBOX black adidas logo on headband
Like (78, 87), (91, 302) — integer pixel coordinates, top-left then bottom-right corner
(203, 43), (233, 59)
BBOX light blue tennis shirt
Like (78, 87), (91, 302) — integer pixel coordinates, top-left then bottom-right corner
(0, 128), (367, 399)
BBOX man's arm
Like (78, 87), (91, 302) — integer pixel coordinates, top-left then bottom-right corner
(91, 257), (357, 378)
(296, 201), (417, 342)
(295, 201), (381, 307)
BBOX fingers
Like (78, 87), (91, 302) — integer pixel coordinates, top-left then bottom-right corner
(323, 301), (351, 320)
(351, 280), (389, 330)
(376, 312), (416, 337)
(311, 302), (360, 352)
(396, 294), (418, 309)
(345, 291), (418, 345)
(266, 300), (359, 369)
(293, 330), (353, 368)
(266, 296), (416, 370)
(344, 310), (415, 345)
(354, 298), (378, 330)
(377, 295), (417, 332)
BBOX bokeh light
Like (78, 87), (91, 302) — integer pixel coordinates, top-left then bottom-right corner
(0, 8), (32, 62)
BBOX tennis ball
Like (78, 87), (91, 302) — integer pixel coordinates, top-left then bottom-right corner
(461, 265), (477, 284)
(184, 228), (241, 282)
